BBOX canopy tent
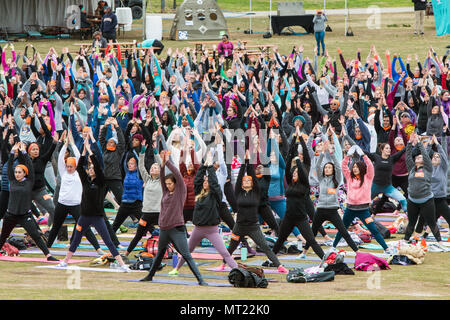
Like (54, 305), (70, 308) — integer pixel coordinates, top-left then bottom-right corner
(0, 0), (98, 34)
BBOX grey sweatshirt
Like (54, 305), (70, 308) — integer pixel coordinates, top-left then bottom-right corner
(139, 152), (162, 213)
(428, 136), (448, 199)
(316, 151), (342, 209)
(313, 14), (328, 33)
(406, 142), (433, 202)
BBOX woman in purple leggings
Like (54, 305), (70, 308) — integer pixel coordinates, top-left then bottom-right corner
(168, 152), (238, 275)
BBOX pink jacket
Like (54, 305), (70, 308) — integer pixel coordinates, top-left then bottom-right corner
(355, 252), (390, 271)
(217, 41), (234, 57)
(342, 155), (374, 206)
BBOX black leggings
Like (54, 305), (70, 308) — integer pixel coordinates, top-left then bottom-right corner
(304, 208), (359, 252)
(218, 202), (235, 230)
(0, 212), (49, 256)
(0, 190), (9, 220)
(258, 204), (279, 236)
(405, 198), (441, 242)
(47, 203), (101, 250)
(305, 194), (328, 237)
(273, 213), (325, 259)
(392, 175), (408, 198)
(415, 197), (450, 234)
(127, 212), (159, 253)
(112, 201), (142, 232)
(104, 179), (124, 206)
(69, 215), (119, 256)
(226, 223), (281, 267)
(145, 226), (204, 283)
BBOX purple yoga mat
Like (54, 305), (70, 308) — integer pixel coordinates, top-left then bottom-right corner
(125, 278), (232, 287)
(20, 249), (99, 257)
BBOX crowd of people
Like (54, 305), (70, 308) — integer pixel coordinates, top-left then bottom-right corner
(0, 35), (449, 285)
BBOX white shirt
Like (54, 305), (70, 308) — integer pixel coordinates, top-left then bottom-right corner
(58, 144), (82, 206)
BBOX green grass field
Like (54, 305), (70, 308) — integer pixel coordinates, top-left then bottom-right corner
(148, 0), (414, 13)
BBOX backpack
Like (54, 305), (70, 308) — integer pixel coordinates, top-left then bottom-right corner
(129, 256), (166, 271)
(324, 262), (355, 275)
(1, 243), (20, 256)
(228, 268), (268, 288)
(287, 268), (335, 283)
(374, 220), (391, 239)
(7, 237), (27, 250)
(145, 237), (175, 259)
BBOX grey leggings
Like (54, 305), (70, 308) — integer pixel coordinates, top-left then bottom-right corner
(146, 226), (204, 283)
(227, 223), (282, 267)
(176, 225), (238, 270)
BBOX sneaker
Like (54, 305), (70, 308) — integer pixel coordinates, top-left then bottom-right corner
(56, 261), (68, 268)
(384, 247), (397, 256)
(168, 268), (179, 276)
(261, 260), (275, 267)
(120, 264), (131, 273)
(217, 263), (226, 271)
(119, 225), (128, 233)
(199, 280), (209, 286)
(127, 221), (139, 228)
(47, 256), (59, 262)
(277, 265), (289, 273)
(324, 239), (334, 247)
(297, 253), (307, 259)
(97, 249), (106, 256)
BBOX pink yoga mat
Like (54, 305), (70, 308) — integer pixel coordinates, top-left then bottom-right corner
(203, 266), (288, 274)
(0, 256), (88, 264)
(190, 253), (240, 260)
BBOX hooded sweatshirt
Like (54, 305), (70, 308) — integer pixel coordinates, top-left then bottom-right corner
(139, 152), (162, 213)
(406, 142), (433, 202)
(316, 151), (342, 209)
(342, 155), (374, 208)
(427, 136), (447, 199)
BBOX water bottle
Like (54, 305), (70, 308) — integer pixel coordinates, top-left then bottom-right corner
(172, 253), (179, 268)
(241, 247), (247, 261)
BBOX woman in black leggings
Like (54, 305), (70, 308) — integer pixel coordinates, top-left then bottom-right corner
(302, 141), (359, 256)
(403, 132), (447, 250)
(56, 141), (130, 271)
(46, 137), (104, 255)
(225, 150), (289, 273)
(0, 142), (58, 261)
(271, 153), (325, 260)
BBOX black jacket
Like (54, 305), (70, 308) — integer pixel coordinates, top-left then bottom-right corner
(77, 154), (106, 217)
(31, 142), (57, 191)
(192, 165), (221, 226)
(234, 160), (260, 227)
(7, 151), (34, 216)
(412, 0), (427, 11)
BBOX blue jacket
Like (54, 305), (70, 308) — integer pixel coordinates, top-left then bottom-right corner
(121, 169), (143, 202)
(100, 12), (117, 34)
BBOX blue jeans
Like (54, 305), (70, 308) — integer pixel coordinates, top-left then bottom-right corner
(314, 31), (325, 56)
(371, 183), (407, 212)
(269, 199), (300, 237)
(333, 208), (388, 250)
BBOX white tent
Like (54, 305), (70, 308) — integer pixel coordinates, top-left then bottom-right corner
(0, 0), (97, 34)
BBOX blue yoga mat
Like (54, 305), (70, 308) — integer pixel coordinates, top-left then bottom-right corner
(125, 278), (232, 287)
(359, 244), (384, 250)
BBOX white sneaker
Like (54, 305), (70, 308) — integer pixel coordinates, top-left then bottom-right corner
(324, 239), (334, 247)
(384, 247), (397, 256)
(120, 264), (131, 273)
(97, 249), (106, 256)
(326, 247), (338, 254)
(56, 261), (68, 268)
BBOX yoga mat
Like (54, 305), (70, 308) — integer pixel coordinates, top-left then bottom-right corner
(125, 278), (233, 287)
(50, 243), (144, 251)
(190, 252), (241, 260)
(374, 217), (397, 222)
(359, 244), (384, 250)
(193, 247), (265, 256)
(80, 240), (132, 245)
(203, 266), (292, 275)
(0, 256), (88, 264)
(20, 249), (100, 257)
(35, 265), (144, 273)
(279, 255), (355, 264)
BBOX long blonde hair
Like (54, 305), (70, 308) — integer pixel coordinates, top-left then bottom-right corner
(195, 188), (210, 202)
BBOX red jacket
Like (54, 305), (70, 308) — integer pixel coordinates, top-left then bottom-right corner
(180, 149), (200, 209)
